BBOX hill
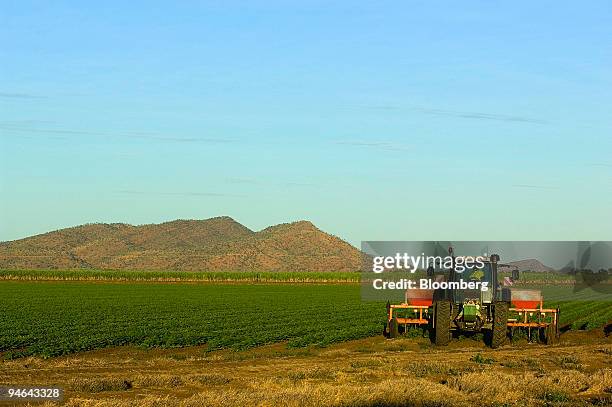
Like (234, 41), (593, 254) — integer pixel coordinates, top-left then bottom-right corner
(506, 259), (555, 273)
(0, 217), (361, 272)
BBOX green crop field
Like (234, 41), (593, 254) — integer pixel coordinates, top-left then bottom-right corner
(0, 281), (610, 360)
(555, 301), (612, 329)
(0, 282), (382, 359)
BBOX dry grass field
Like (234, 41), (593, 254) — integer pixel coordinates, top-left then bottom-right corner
(1, 331), (610, 407)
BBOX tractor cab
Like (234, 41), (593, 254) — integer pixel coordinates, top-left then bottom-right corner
(434, 251), (500, 308)
(448, 256), (496, 304)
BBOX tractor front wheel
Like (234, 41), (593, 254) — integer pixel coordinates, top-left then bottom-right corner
(388, 317), (399, 339)
(545, 322), (559, 345)
(491, 301), (509, 348)
(434, 300), (451, 346)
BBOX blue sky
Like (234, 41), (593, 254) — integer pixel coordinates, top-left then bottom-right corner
(1, 1), (611, 245)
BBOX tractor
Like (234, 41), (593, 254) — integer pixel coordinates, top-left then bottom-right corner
(384, 249), (560, 348)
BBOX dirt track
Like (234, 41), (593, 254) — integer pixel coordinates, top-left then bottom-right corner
(0, 331), (610, 406)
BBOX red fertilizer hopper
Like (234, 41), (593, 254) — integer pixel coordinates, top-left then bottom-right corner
(405, 288), (434, 307)
(509, 289), (542, 309)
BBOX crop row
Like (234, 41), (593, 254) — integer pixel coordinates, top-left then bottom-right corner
(2, 269), (602, 285)
(0, 269), (360, 283)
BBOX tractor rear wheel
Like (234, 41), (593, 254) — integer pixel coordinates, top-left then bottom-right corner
(434, 300), (451, 346)
(545, 322), (559, 345)
(491, 301), (509, 348)
(388, 317), (399, 339)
